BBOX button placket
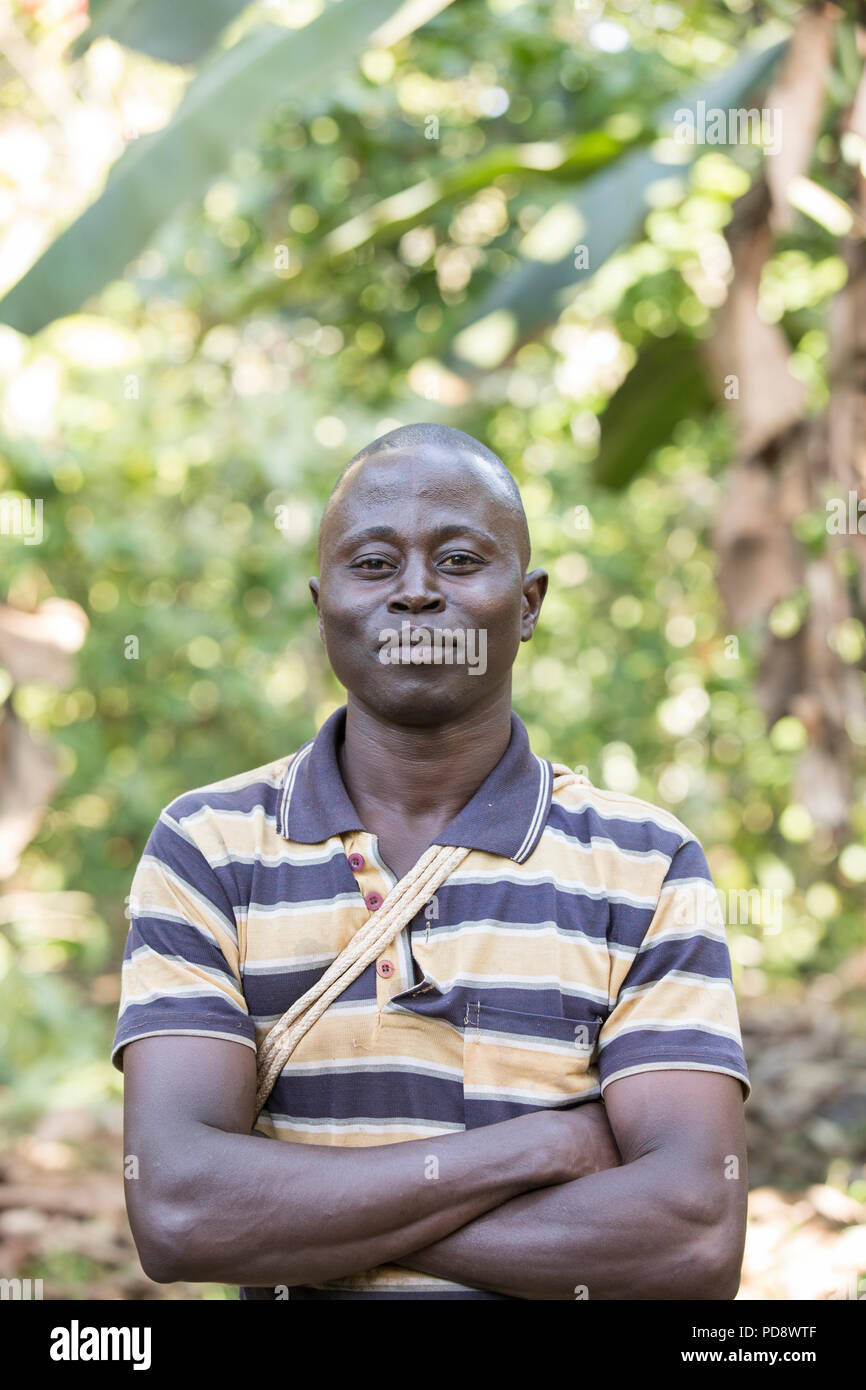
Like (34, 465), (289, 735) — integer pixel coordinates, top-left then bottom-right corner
(371, 882), (401, 1005)
(362, 835), (405, 1006)
(343, 833), (399, 1006)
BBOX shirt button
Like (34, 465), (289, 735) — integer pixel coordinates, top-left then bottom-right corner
(376, 960), (395, 978)
(365, 891), (383, 911)
(348, 853), (365, 872)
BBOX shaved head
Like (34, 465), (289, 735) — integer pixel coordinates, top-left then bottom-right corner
(319, 423), (531, 572)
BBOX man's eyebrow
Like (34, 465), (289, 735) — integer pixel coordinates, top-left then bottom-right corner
(337, 522), (501, 549)
(338, 524), (401, 548)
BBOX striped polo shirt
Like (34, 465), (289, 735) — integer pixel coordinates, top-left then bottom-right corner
(113, 704), (750, 1300)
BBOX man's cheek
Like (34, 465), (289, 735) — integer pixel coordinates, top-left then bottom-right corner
(321, 607), (364, 644)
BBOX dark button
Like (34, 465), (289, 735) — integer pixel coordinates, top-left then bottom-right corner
(376, 960), (395, 978)
(365, 891), (383, 911)
(348, 853), (365, 872)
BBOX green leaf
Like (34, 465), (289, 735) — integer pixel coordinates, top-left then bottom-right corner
(594, 333), (716, 489)
(445, 38), (788, 372)
(0, 0), (410, 336)
(233, 128), (646, 320)
(70, 0), (252, 65)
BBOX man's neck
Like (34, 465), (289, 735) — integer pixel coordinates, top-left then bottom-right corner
(337, 688), (513, 828)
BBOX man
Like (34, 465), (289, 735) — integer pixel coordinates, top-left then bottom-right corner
(113, 422), (750, 1300)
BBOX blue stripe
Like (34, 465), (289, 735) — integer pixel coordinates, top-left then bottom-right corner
(266, 1069), (464, 1122)
(599, 1026), (749, 1082)
(114, 997), (255, 1049)
(546, 801), (684, 857)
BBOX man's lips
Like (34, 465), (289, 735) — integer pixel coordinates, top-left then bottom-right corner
(372, 626), (468, 645)
(372, 624), (471, 663)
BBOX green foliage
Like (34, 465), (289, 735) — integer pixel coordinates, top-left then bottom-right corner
(1, 0), (864, 1130)
(447, 38), (786, 369)
(0, 0), (409, 333)
(71, 0), (252, 65)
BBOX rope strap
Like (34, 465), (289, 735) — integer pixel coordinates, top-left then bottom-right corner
(254, 842), (470, 1116)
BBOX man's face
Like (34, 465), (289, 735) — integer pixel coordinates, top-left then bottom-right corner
(309, 447), (547, 726)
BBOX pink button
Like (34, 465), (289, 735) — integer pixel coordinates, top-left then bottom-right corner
(365, 891), (383, 911)
(377, 960), (395, 978)
(348, 853), (365, 872)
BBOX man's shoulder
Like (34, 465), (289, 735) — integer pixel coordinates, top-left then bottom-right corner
(152, 747), (305, 849)
(165, 752), (294, 814)
(547, 763), (695, 855)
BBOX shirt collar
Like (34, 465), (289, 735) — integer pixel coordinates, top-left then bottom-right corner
(277, 704), (552, 864)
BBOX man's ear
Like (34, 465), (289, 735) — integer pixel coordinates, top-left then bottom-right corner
(520, 568), (548, 642)
(308, 578), (325, 641)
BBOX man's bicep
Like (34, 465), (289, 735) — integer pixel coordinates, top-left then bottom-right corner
(604, 1069), (746, 1159)
(123, 1034), (258, 1139)
(121, 1037), (259, 1275)
(602, 1069), (747, 1216)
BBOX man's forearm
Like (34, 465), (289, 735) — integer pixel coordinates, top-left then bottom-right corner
(394, 1150), (745, 1300)
(132, 1111), (566, 1287)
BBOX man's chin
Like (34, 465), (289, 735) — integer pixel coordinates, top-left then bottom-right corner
(355, 674), (477, 727)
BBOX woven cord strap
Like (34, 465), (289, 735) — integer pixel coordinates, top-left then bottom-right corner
(254, 843), (470, 1116)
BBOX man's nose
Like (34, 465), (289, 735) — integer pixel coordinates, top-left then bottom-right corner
(386, 557), (445, 614)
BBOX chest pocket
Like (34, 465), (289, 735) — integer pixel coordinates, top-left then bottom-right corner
(462, 1003), (601, 1130)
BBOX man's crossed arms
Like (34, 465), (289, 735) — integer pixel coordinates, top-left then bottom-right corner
(121, 1034), (747, 1300)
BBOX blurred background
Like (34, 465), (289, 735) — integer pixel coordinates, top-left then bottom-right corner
(0, 0), (864, 1300)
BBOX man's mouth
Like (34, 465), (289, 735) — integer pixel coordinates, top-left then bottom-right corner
(373, 621), (488, 676)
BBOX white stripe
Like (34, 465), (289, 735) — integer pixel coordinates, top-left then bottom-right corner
(600, 1061), (749, 1095)
(657, 874), (718, 894)
(174, 804), (276, 832)
(119, 979), (248, 1010)
(127, 900), (224, 947)
(598, 1017), (743, 1046)
(172, 760), (290, 797)
(239, 893), (362, 922)
(127, 945), (238, 989)
(446, 865), (658, 909)
(393, 921), (414, 983)
(278, 742), (313, 835)
(618, 970), (735, 1001)
(254, 997), (381, 1025)
(515, 755), (550, 862)
(469, 1028), (594, 1058)
(637, 924), (728, 949)
(243, 952), (337, 975)
(267, 1055), (464, 1081)
(265, 1114), (463, 1135)
(464, 1082), (599, 1105)
(205, 843), (343, 869)
(365, 837), (398, 892)
(407, 969), (609, 1004)
(112, 1028), (256, 1060)
(555, 794), (690, 839)
(416, 917), (609, 954)
(158, 809), (200, 849)
(541, 823), (672, 870)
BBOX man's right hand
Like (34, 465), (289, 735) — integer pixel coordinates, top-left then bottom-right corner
(525, 1101), (622, 1184)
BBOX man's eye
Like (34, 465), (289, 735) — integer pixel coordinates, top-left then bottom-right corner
(352, 556), (393, 571)
(440, 552), (480, 567)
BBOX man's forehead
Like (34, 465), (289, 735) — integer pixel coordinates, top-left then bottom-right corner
(325, 449), (496, 522)
(339, 445), (503, 497)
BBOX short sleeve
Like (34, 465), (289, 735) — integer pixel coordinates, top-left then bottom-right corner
(111, 807), (256, 1071)
(597, 835), (750, 1101)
